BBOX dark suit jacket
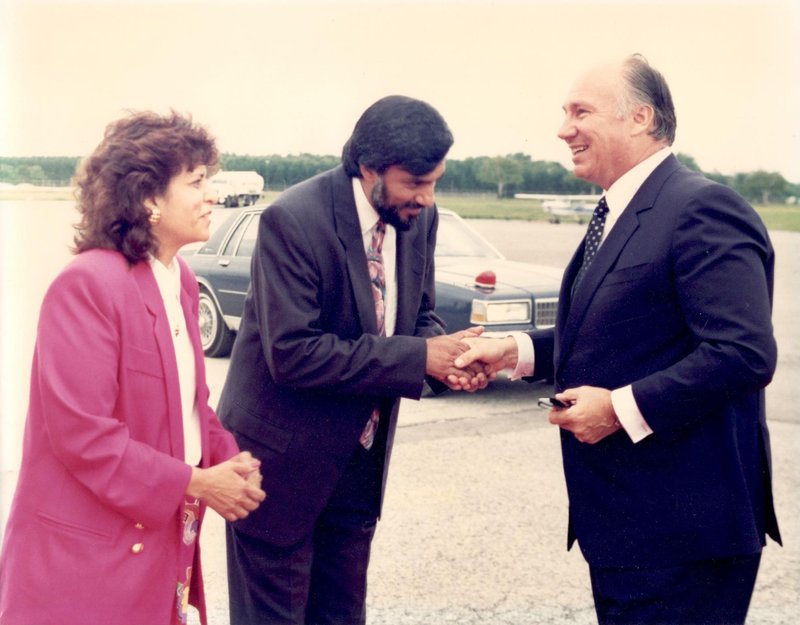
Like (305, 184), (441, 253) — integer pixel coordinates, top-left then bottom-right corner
(528, 155), (781, 568)
(217, 166), (445, 547)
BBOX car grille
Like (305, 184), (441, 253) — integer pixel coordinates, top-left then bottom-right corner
(534, 297), (558, 329)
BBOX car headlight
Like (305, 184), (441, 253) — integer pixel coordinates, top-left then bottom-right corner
(470, 299), (531, 325)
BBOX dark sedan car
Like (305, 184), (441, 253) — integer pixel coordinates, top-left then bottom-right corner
(184, 206), (562, 357)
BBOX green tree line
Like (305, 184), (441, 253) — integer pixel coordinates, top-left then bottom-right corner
(1, 153), (798, 205)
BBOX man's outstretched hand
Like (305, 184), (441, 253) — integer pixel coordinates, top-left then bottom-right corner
(454, 335), (520, 377)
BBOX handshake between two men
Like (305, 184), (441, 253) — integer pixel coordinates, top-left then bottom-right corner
(425, 328), (622, 446)
(423, 326), (508, 393)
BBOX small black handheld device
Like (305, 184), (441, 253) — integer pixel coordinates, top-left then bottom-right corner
(537, 397), (569, 410)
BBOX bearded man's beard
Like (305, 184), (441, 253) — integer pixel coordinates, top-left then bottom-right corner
(371, 177), (426, 231)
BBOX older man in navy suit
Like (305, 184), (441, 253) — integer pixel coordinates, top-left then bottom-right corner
(457, 54), (781, 625)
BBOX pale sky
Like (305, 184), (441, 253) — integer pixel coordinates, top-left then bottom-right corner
(2, 0), (799, 182)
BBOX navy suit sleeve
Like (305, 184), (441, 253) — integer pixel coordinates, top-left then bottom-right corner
(632, 183), (777, 433)
(517, 328), (554, 383)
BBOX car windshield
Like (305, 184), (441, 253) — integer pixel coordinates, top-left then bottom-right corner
(435, 212), (503, 259)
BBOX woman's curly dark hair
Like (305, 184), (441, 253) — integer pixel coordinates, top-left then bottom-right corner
(73, 110), (219, 263)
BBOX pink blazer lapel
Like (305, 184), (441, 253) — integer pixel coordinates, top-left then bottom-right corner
(131, 261), (186, 461)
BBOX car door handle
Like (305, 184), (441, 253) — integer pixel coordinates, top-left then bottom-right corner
(217, 259), (231, 267)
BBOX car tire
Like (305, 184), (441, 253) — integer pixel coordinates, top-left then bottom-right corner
(198, 289), (235, 357)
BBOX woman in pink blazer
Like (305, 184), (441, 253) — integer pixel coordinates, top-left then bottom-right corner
(0, 111), (266, 625)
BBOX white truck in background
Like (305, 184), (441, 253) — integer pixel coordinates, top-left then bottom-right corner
(210, 170), (264, 207)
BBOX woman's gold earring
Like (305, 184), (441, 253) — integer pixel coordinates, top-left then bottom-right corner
(148, 207), (161, 225)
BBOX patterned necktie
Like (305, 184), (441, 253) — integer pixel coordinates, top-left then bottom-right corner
(572, 197), (609, 295)
(367, 220), (387, 336)
(360, 220), (386, 449)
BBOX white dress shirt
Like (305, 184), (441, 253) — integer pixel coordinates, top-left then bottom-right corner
(508, 148), (673, 443)
(149, 256), (203, 465)
(353, 177), (397, 337)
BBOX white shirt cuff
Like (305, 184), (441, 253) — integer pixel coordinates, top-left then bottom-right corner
(610, 385), (653, 443)
(507, 332), (534, 380)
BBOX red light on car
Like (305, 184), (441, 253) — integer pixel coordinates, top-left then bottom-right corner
(475, 270), (496, 291)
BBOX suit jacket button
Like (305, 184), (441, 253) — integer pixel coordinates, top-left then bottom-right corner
(135, 523), (144, 530)
(131, 543), (144, 554)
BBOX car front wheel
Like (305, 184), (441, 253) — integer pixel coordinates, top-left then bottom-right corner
(198, 290), (235, 357)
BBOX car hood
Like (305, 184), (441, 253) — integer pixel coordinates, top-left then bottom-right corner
(436, 257), (563, 294)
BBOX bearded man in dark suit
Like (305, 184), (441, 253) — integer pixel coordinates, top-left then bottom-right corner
(218, 95), (485, 625)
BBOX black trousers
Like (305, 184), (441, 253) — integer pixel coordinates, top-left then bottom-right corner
(589, 552), (762, 625)
(227, 442), (384, 625)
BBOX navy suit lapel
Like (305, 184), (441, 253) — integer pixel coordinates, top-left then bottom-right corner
(559, 211), (640, 363)
(558, 155), (681, 367)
